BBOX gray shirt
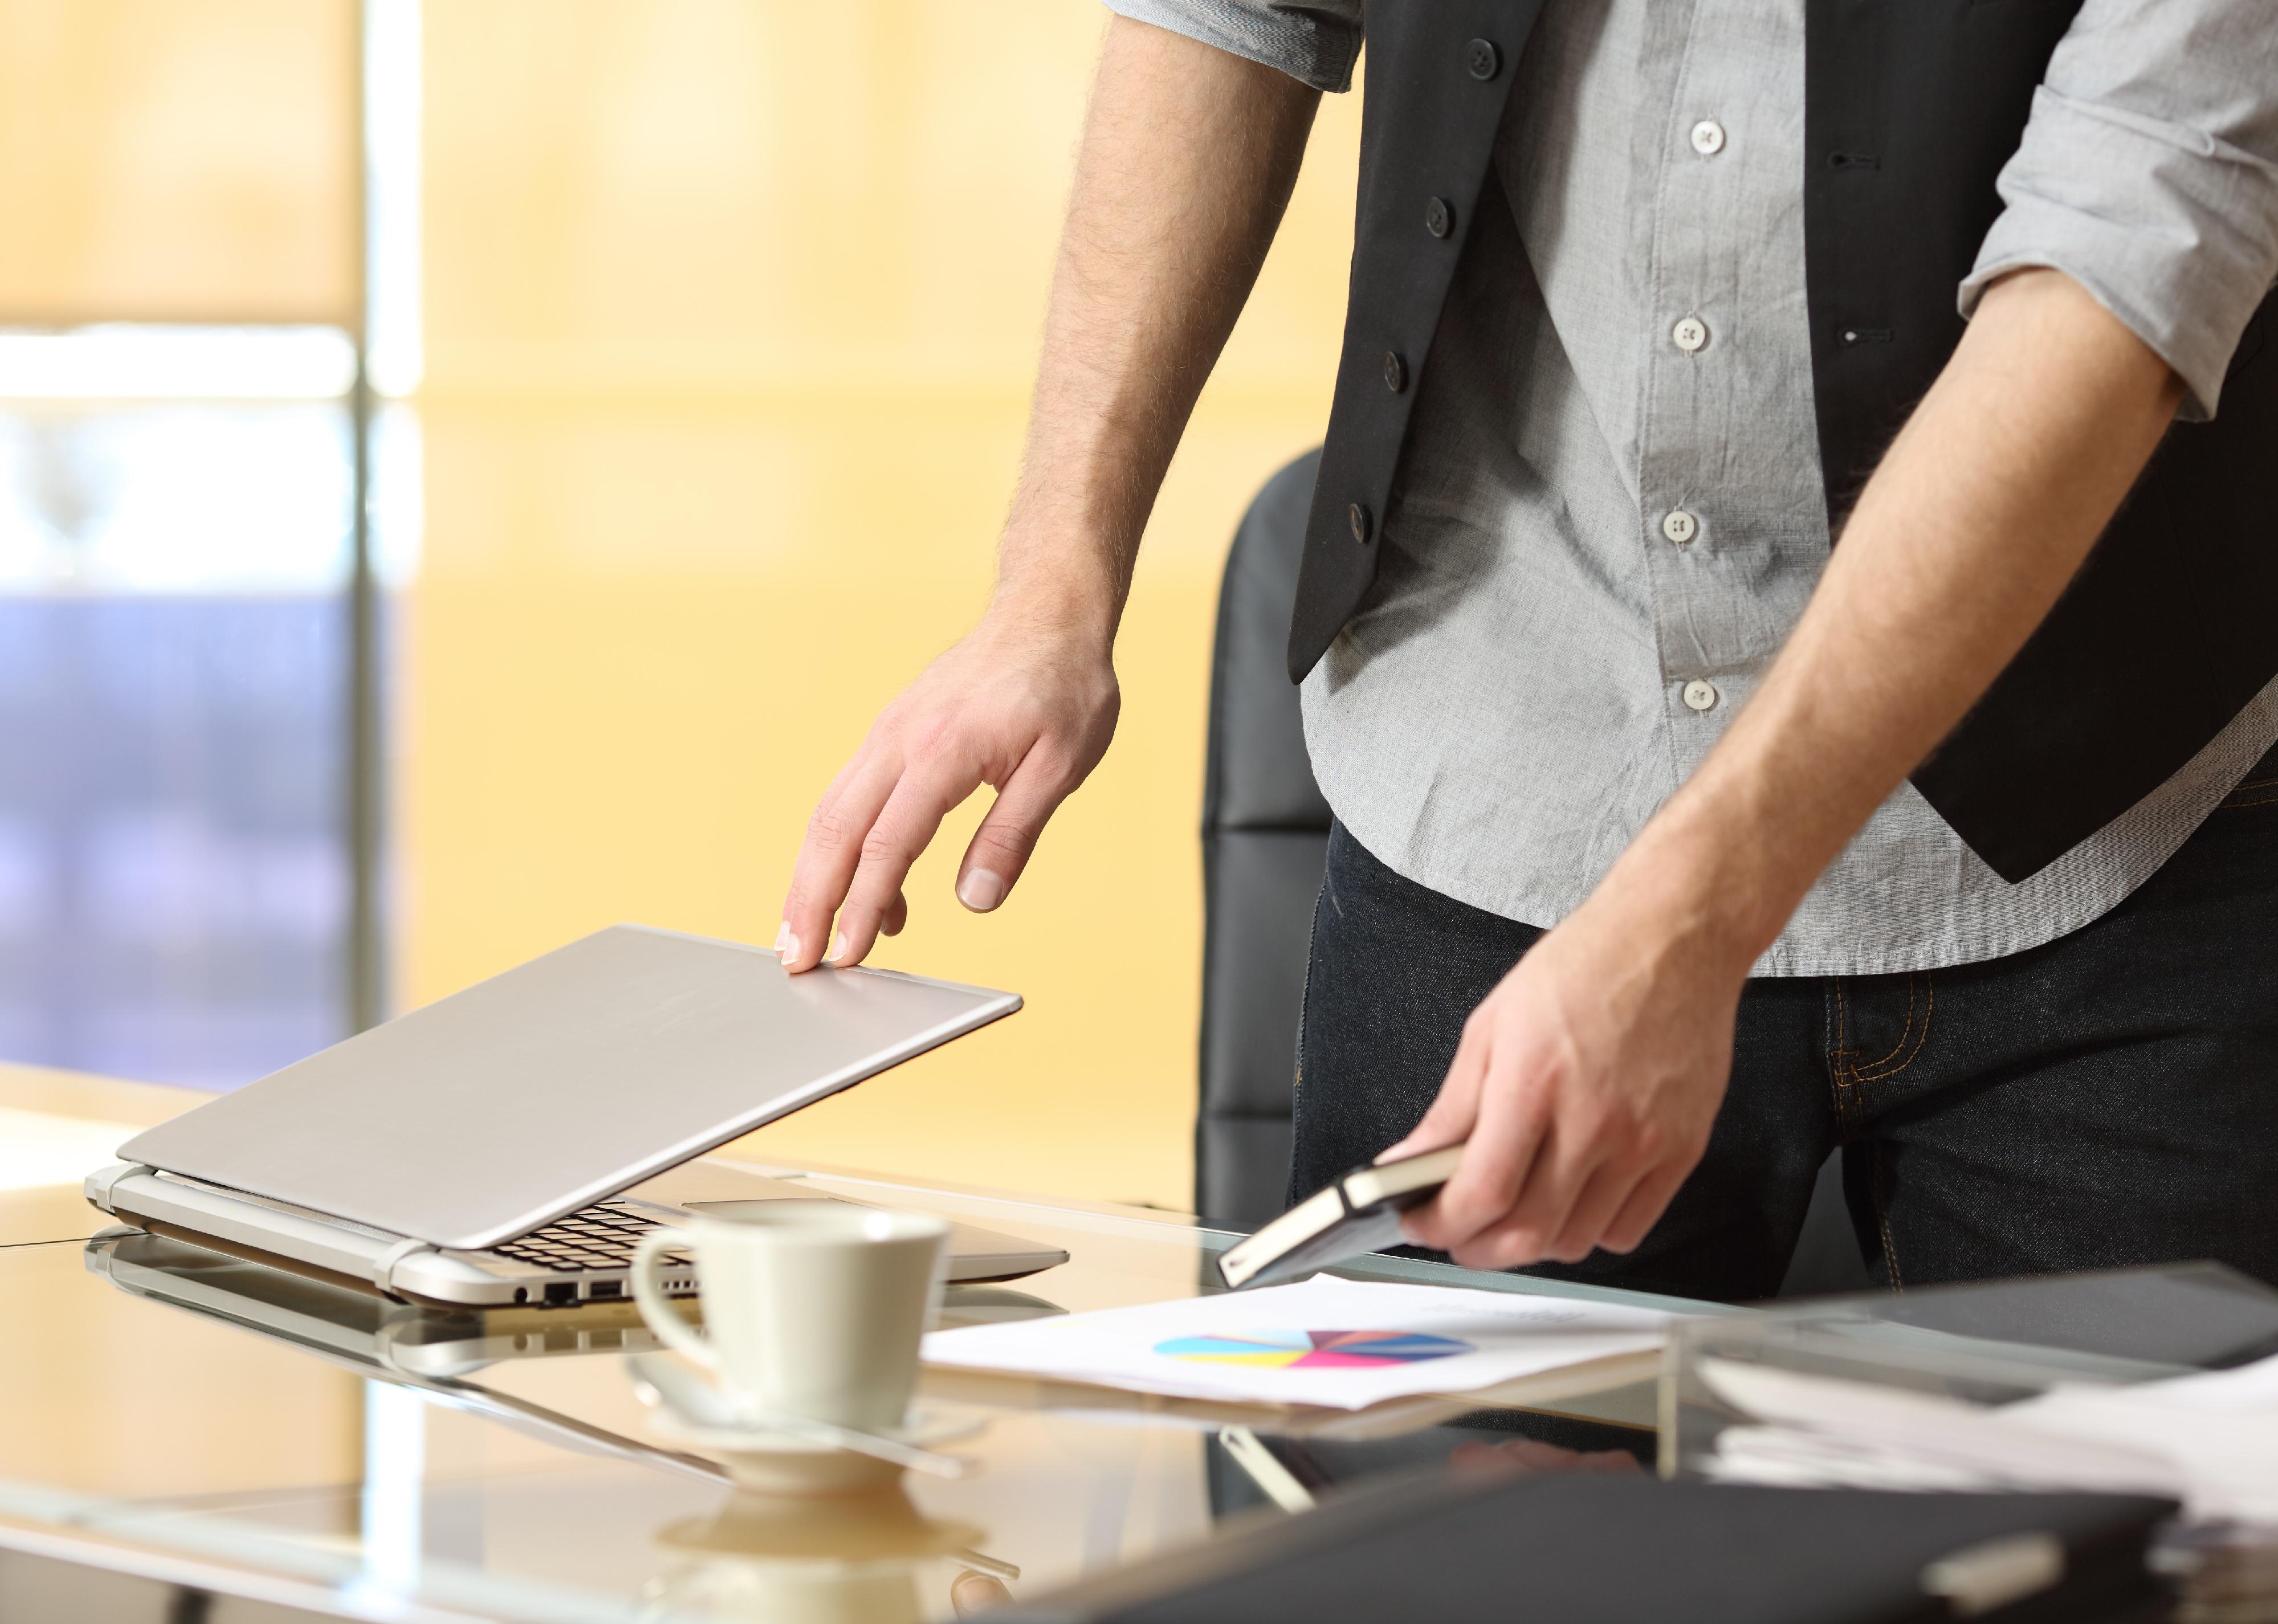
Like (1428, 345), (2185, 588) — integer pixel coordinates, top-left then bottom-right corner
(1112, 0), (2278, 974)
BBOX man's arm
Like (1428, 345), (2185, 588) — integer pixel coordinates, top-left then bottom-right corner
(777, 17), (1318, 971)
(1393, 267), (2186, 1270)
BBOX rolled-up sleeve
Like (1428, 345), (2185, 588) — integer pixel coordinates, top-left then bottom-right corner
(1102, 0), (1363, 94)
(1958, 0), (2278, 421)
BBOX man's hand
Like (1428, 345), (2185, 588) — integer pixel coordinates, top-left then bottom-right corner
(776, 17), (1318, 970)
(1388, 268), (2184, 1268)
(779, 608), (1117, 971)
(1387, 851), (1744, 1271)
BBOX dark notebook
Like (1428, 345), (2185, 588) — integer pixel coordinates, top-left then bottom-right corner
(1005, 1474), (2176, 1624)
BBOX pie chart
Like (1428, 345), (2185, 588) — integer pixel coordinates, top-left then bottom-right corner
(1153, 1329), (1471, 1368)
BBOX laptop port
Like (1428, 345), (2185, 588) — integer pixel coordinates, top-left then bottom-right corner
(544, 1282), (578, 1306)
(587, 1279), (622, 1300)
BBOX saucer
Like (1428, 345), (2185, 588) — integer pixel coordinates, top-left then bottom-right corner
(631, 1356), (984, 1494)
(645, 1402), (983, 1494)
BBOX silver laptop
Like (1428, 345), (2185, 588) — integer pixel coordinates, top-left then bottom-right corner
(84, 923), (1066, 1306)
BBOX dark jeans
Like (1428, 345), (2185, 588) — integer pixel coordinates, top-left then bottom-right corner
(1291, 774), (2278, 1302)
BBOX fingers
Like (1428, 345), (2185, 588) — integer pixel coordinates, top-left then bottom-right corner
(1452, 1153), (1629, 1271)
(950, 1572), (1015, 1617)
(781, 753), (901, 970)
(1600, 1157), (1692, 1255)
(1446, 1112), (1595, 1271)
(829, 746), (988, 967)
(1546, 1161), (1648, 1262)
(1403, 1035), (1543, 1255)
(955, 750), (1078, 913)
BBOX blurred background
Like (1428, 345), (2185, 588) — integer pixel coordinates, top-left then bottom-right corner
(0, 0), (1359, 1209)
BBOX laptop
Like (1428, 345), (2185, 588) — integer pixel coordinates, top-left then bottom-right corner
(84, 924), (1067, 1307)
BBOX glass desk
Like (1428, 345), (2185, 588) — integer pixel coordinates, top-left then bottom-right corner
(0, 1090), (1710, 1622)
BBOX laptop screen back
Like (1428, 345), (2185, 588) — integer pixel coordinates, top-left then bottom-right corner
(116, 925), (1020, 1250)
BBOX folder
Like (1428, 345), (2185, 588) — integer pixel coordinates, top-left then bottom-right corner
(1005, 1472), (2177, 1623)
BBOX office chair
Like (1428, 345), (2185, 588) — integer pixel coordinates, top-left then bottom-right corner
(1197, 451), (1331, 1233)
(1196, 451), (1871, 1295)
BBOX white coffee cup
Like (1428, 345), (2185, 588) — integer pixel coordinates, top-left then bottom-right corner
(631, 1201), (949, 1435)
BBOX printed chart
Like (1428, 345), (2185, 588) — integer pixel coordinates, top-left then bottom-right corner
(1155, 1329), (1471, 1369)
(922, 1276), (1675, 1410)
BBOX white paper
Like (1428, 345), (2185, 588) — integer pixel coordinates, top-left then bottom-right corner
(1699, 1352), (2278, 1525)
(920, 1277), (1670, 1410)
(2008, 1360), (2278, 1525)
(1697, 1359), (2182, 1499)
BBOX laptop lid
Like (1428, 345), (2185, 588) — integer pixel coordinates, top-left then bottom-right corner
(116, 924), (1021, 1251)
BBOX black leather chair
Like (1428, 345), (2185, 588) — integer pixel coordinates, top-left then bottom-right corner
(1197, 451), (1331, 1232)
(1196, 450), (1872, 1296)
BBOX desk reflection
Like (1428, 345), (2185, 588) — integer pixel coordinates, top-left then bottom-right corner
(33, 1170), (1661, 1621)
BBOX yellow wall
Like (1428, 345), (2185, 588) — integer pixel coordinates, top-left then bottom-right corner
(0, 0), (356, 324)
(406, 2), (1360, 1209)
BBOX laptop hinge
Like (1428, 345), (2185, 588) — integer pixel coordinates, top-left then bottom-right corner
(370, 1237), (431, 1301)
(84, 1162), (154, 1214)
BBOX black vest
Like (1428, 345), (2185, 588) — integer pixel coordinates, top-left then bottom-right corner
(1290, 1), (2277, 883)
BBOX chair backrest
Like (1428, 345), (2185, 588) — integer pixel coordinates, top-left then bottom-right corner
(1197, 450), (1331, 1230)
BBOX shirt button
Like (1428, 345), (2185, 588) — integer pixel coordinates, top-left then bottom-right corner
(1672, 316), (1709, 354)
(1383, 350), (1407, 393)
(1465, 38), (1501, 80)
(1349, 503), (1373, 545)
(1661, 508), (1699, 545)
(1690, 120), (1726, 157)
(1683, 679), (1719, 712)
(1424, 197), (1454, 239)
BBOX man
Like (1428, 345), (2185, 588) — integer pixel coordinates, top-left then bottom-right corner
(780, 1), (2278, 1299)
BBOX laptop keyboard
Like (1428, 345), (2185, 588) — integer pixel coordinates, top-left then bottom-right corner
(488, 1201), (690, 1272)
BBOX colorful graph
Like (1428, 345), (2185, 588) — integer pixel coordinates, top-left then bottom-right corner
(1154, 1329), (1472, 1369)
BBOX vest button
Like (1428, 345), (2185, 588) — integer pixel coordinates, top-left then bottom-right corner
(1349, 503), (1373, 545)
(1424, 197), (1454, 238)
(1383, 350), (1407, 393)
(1465, 39), (1501, 80)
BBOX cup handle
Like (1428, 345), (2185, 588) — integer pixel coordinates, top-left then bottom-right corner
(630, 1227), (715, 1372)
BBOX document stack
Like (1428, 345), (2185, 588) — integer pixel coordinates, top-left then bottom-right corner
(1662, 1264), (2278, 1622)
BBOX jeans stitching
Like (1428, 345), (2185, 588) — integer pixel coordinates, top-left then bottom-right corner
(1875, 1144), (1904, 1293)
(2220, 790), (2278, 809)
(1852, 974), (1916, 1076)
(1284, 863), (1332, 1211)
(1293, 870), (1330, 1103)
(1829, 981), (1864, 1138)
(1853, 972), (1934, 1083)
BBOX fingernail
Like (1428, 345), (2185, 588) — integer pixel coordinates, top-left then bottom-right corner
(774, 921), (798, 960)
(825, 931), (849, 965)
(957, 870), (1006, 912)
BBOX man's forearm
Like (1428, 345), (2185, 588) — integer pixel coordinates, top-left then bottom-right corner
(995, 17), (1319, 643)
(1617, 270), (2186, 961)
